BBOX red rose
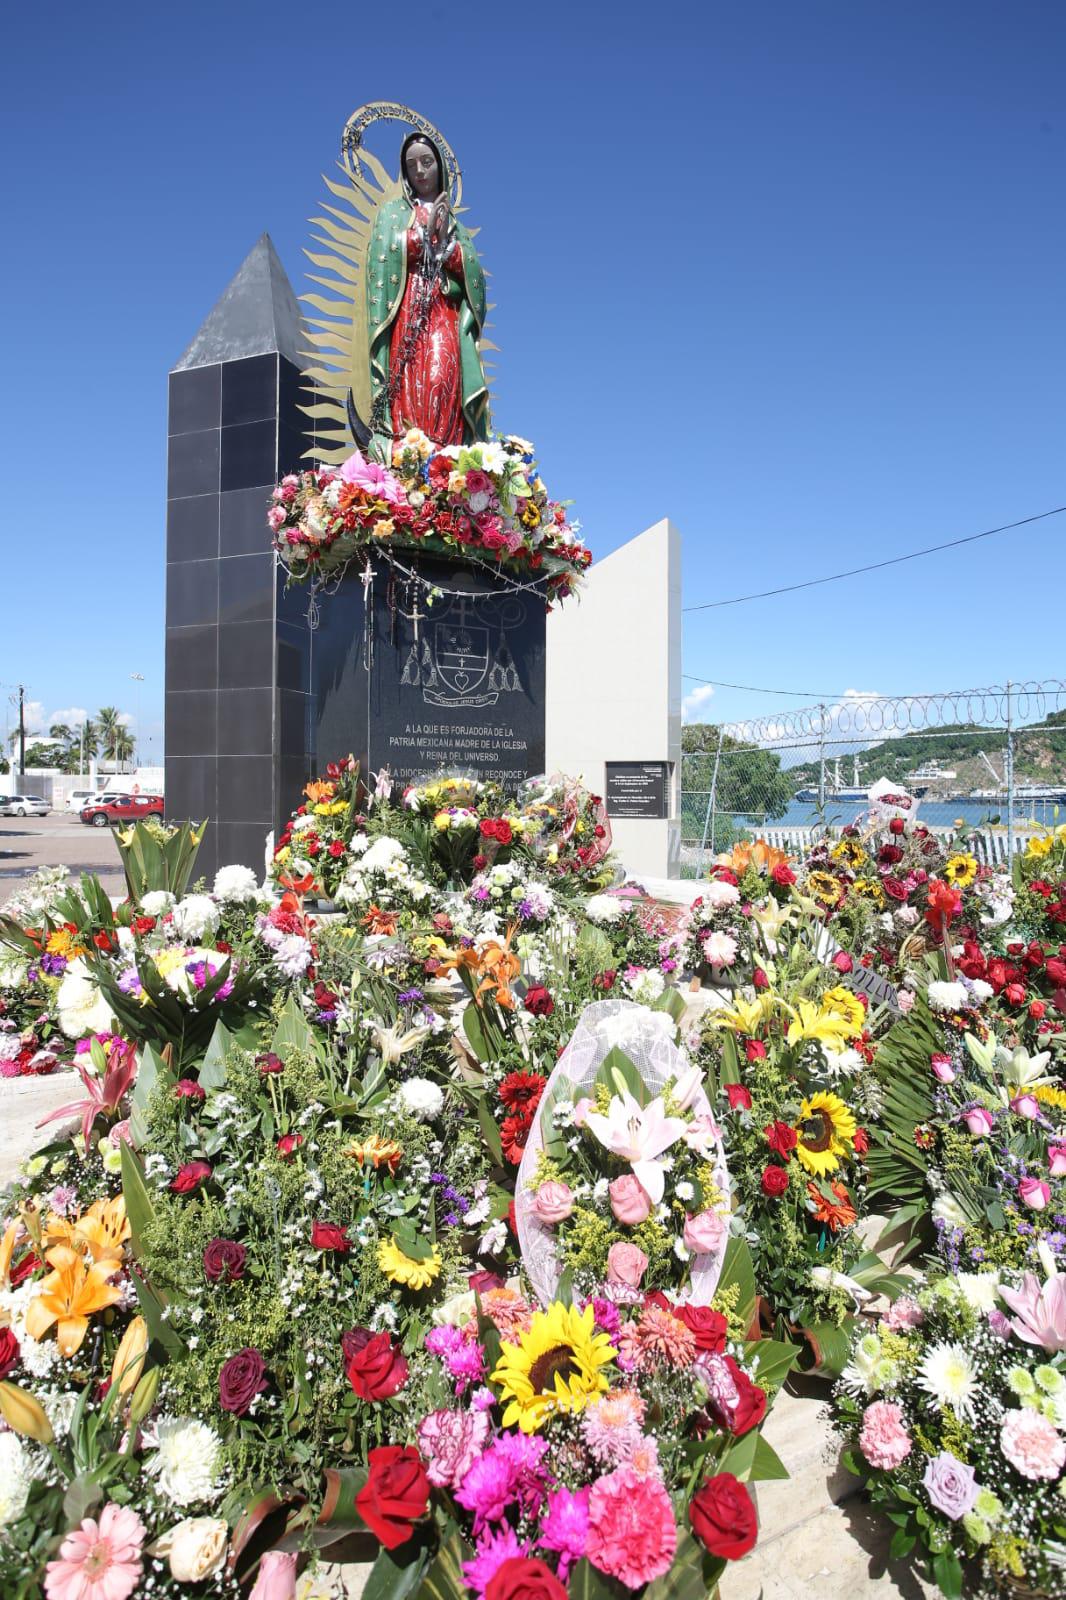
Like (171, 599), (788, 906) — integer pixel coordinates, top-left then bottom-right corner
(355, 1445), (430, 1549)
(486, 1557), (568, 1600)
(744, 1039), (767, 1061)
(346, 1330), (409, 1401)
(726, 1083), (752, 1111)
(674, 1304), (728, 1352)
(690, 1472), (758, 1560)
(312, 1221), (350, 1253)
(174, 1078), (205, 1102)
(764, 1121), (798, 1158)
(277, 1133), (304, 1157)
(761, 1164), (789, 1197)
(853, 1127), (870, 1156)
(218, 1346), (268, 1415)
(0, 1326), (20, 1378)
(523, 985), (555, 1017)
(171, 1161), (212, 1194)
(203, 1238), (247, 1282)
(256, 1052), (285, 1075)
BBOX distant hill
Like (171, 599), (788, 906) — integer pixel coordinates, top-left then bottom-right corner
(788, 709), (1066, 793)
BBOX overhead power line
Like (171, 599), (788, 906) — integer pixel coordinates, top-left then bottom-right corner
(683, 505), (1066, 613)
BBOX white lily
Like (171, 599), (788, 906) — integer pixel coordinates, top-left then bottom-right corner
(583, 1091), (687, 1206)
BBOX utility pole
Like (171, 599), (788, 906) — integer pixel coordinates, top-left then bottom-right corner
(17, 684), (25, 778)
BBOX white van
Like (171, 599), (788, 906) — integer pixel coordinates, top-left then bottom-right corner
(65, 789), (99, 814)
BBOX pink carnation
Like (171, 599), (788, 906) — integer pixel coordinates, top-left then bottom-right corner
(417, 1407), (491, 1489)
(859, 1401), (912, 1470)
(585, 1466), (677, 1588)
(1000, 1407), (1066, 1480)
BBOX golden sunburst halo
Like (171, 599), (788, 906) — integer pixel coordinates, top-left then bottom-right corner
(794, 1091), (857, 1177)
(491, 1301), (616, 1433)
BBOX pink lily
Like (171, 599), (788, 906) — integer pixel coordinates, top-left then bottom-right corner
(999, 1271), (1066, 1352)
(583, 1090), (687, 1205)
(37, 1040), (138, 1148)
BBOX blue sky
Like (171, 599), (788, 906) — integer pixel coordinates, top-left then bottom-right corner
(1, 0), (1063, 759)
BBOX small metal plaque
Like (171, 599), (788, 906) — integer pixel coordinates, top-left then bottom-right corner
(605, 761), (670, 820)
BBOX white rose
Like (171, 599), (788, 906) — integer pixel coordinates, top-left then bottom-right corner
(56, 959), (115, 1039)
(171, 895), (220, 943)
(155, 1516), (229, 1582)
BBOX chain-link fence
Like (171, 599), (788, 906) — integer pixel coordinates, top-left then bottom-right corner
(681, 680), (1066, 878)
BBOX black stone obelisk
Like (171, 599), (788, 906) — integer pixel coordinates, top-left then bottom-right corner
(165, 236), (312, 878)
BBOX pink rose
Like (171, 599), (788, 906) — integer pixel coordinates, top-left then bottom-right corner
(683, 1210), (727, 1256)
(532, 1181), (574, 1226)
(930, 1054), (955, 1083)
(963, 1106), (994, 1137)
(1011, 1094), (1041, 1120)
(1019, 1177), (1052, 1211)
(606, 1241), (648, 1289)
(859, 1400), (912, 1470)
(609, 1175), (652, 1226)
(1049, 1145), (1066, 1177)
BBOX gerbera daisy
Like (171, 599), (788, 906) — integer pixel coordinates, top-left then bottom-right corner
(793, 1092), (857, 1177)
(377, 1235), (441, 1291)
(943, 853), (978, 889)
(917, 1340), (979, 1421)
(492, 1302), (616, 1433)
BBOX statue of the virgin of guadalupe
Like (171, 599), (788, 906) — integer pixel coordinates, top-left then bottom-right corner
(301, 106), (493, 464)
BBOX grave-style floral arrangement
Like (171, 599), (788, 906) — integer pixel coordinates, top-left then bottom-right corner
(833, 1269), (1066, 1600)
(268, 431), (590, 606)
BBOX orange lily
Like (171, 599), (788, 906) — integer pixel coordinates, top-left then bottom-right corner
(362, 904), (398, 937)
(807, 1180), (857, 1233)
(24, 1245), (123, 1356)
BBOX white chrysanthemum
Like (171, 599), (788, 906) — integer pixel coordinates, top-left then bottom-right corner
(956, 1271), (1001, 1314)
(146, 1416), (224, 1506)
(213, 864), (259, 904)
(397, 1077), (444, 1122)
(927, 980), (970, 1014)
(140, 890), (176, 917)
(583, 894), (624, 926)
(55, 959), (115, 1040)
(171, 895), (220, 943)
(0, 1433), (32, 1526)
(917, 1340), (979, 1420)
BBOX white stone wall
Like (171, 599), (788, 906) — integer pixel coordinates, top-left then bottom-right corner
(545, 519), (682, 880)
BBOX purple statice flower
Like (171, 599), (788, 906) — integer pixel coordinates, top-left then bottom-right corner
(538, 1485), (589, 1581)
(461, 1527), (528, 1599)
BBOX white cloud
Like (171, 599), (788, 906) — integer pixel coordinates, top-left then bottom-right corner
(682, 683), (715, 722)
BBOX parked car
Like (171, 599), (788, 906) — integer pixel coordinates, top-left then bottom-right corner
(0, 794), (50, 817)
(65, 789), (101, 813)
(80, 794), (164, 827)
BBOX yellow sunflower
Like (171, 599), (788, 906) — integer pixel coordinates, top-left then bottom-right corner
(793, 1091), (857, 1177)
(944, 853), (978, 889)
(805, 870), (842, 908)
(492, 1301), (616, 1433)
(377, 1236), (441, 1291)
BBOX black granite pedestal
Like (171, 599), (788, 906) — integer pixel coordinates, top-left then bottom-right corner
(312, 556), (546, 790)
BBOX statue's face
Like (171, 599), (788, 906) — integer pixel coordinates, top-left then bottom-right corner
(404, 139), (440, 200)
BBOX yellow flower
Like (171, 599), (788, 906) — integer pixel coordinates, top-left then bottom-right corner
(492, 1301), (615, 1434)
(378, 1236), (441, 1291)
(944, 853), (978, 888)
(793, 1092), (857, 1177)
(1027, 834), (1055, 859)
(24, 1244), (123, 1356)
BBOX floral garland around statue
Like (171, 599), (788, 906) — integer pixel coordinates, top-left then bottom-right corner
(268, 429), (590, 608)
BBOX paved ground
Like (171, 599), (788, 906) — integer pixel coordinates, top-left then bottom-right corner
(0, 811), (125, 901)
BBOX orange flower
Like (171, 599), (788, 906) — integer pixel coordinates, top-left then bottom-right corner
(345, 1134), (403, 1174)
(362, 904), (398, 937)
(24, 1245), (122, 1356)
(806, 1181), (857, 1233)
(304, 780), (336, 804)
